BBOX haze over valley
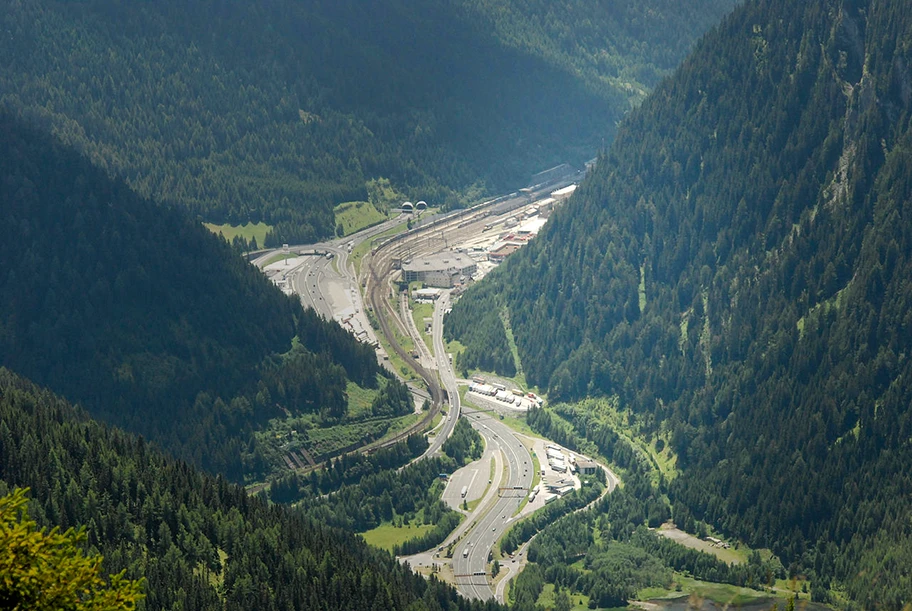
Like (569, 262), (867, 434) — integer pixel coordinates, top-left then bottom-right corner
(3, 0), (912, 609)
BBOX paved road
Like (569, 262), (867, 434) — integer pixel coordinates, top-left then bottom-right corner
(255, 213), (406, 325)
(250, 174), (577, 491)
(253, 191), (562, 600)
(426, 291), (460, 456)
(290, 250), (339, 320)
(452, 409), (534, 600)
(251, 176), (620, 604)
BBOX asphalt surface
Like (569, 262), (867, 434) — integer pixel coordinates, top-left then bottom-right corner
(251, 175), (585, 601)
(255, 213), (615, 603)
(255, 213), (405, 315)
(291, 250), (340, 320)
(452, 408), (534, 600)
(426, 291), (460, 456)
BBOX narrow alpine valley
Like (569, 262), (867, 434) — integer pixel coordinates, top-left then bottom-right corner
(3, 0), (912, 609)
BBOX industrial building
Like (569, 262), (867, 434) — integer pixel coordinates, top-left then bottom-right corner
(411, 287), (441, 301)
(536, 197), (556, 212)
(487, 243), (522, 263)
(401, 251), (477, 287)
(577, 459), (598, 476)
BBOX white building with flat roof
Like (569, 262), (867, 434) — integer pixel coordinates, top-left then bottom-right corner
(412, 287), (442, 300)
(551, 184), (577, 200)
(402, 251), (477, 287)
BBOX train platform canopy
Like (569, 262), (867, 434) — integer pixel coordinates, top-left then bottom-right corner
(551, 184), (577, 200)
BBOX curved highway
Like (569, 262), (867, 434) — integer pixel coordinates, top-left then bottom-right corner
(427, 290), (460, 455)
(253, 173), (576, 469)
(453, 410), (534, 600)
(252, 173), (609, 602)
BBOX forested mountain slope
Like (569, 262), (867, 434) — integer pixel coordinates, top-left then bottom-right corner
(0, 368), (503, 611)
(0, 0), (733, 244)
(450, 0), (912, 602)
(0, 115), (384, 482)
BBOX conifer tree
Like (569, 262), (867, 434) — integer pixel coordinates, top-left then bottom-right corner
(0, 488), (144, 611)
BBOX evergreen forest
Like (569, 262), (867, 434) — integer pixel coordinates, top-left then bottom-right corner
(11, 0), (912, 607)
(0, 368), (504, 611)
(0, 114), (397, 483)
(449, 0), (912, 604)
(0, 0), (734, 244)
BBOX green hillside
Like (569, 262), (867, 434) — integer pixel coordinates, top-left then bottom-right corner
(0, 368), (501, 611)
(0, 0), (734, 245)
(0, 114), (392, 482)
(449, 0), (912, 603)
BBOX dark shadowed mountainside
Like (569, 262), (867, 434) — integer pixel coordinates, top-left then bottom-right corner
(0, 0), (734, 244)
(0, 368), (505, 611)
(0, 114), (385, 481)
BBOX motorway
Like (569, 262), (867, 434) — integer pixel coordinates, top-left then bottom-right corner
(415, 288), (536, 600)
(292, 249), (342, 321)
(426, 290), (460, 455)
(451, 409), (534, 600)
(254, 213), (406, 335)
(254, 173), (579, 600)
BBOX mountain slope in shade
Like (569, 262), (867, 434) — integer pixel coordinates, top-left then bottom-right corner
(0, 368), (503, 611)
(0, 114), (381, 481)
(0, 0), (734, 244)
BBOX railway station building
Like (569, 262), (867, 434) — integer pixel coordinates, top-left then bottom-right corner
(402, 251), (477, 287)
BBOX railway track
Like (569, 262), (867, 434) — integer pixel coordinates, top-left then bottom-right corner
(361, 243), (444, 451)
(256, 175), (578, 482)
(352, 177), (572, 444)
(356, 179), (574, 453)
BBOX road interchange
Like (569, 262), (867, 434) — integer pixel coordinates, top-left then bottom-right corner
(451, 409), (534, 600)
(253, 173), (596, 600)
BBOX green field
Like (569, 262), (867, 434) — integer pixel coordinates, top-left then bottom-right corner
(639, 264), (647, 312)
(528, 449), (541, 497)
(344, 378), (382, 420)
(410, 298), (435, 354)
(500, 309), (529, 390)
(204, 221), (272, 246)
(350, 221), (409, 273)
(334, 201), (387, 237)
(497, 413), (537, 438)
(536, 583), (592, 611)
(446, 338), (467, 363)
(262, 252), (299, 266)
(361, 522), (436, 552)
(639, 574), (778, 607)
(464, 457), (497, 512)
